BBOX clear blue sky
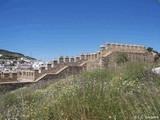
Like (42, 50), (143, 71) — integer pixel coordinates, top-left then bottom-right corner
(0, 0), (160, 61)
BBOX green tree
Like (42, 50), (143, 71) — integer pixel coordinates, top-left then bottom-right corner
(115, 53), (129, 64)
(147, 47), (153, 52)
(147, 47), (160, 62)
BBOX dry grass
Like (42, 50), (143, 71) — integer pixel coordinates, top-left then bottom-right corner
(0, 62), (160, 120)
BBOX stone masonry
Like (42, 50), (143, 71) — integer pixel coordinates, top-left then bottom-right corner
(0, 42), (156, 84)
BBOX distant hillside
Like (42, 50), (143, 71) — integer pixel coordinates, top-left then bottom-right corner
(0, 49), (36, 60)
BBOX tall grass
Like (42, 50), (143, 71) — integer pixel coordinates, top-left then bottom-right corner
(0, 62), (160, 120)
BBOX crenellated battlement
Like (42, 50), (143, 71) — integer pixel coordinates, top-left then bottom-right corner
(104, 42), (146, 53)
(1, 41), (155, 83)
(0, 71), (17, 82)
(50, 42), (148, 66)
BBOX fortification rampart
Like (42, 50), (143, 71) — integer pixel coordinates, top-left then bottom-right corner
(0, 64), (87, 93)
(0, 71), (17, 82)
(0, 42), (156, 91)
(17, 55), (87, 82)
(100, 42), (146, 56)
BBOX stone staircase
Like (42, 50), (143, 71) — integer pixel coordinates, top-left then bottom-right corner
(34, 61), (87, 82)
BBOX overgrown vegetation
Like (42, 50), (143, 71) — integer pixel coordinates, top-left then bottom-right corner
(0, 63), (160, 120)
(147, 47), (160, 62)
(115, 53), (129, 64)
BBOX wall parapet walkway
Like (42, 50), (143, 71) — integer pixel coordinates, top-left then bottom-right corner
(0, 41), (155, 91)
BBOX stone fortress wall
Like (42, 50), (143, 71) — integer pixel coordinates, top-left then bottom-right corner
(0, 42), (156, 84)
(0, 71), (17, 82)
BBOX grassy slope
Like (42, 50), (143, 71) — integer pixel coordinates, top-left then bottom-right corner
(0, 63), (160, 120)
